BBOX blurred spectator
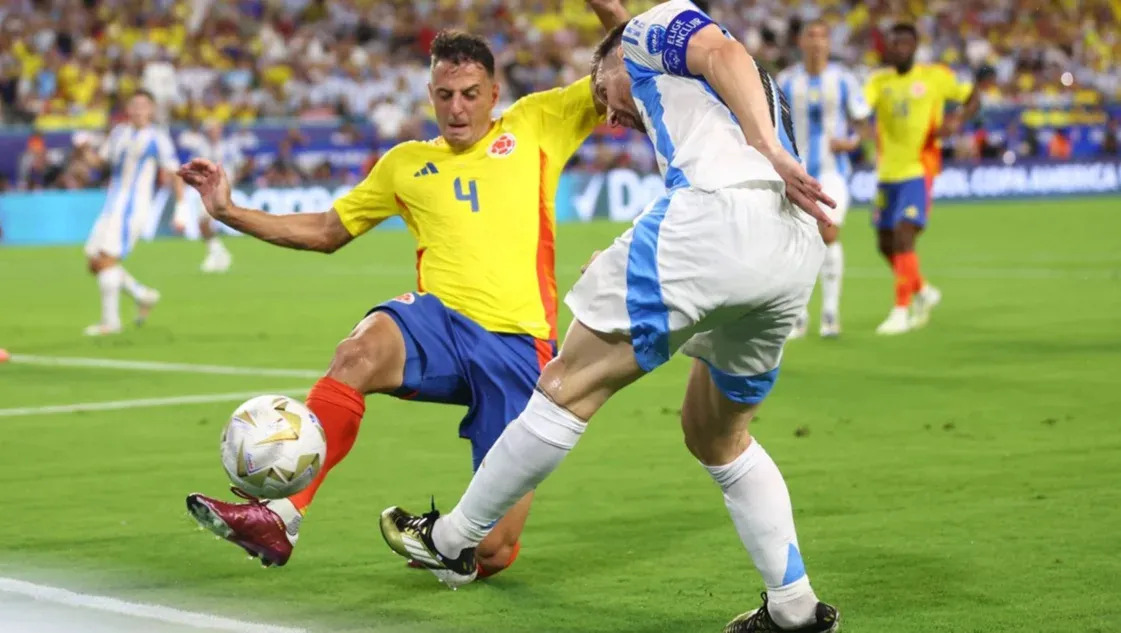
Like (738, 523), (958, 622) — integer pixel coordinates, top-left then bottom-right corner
(0, 0), (1119, 187)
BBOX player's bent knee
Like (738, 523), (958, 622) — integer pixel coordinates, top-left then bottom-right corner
(325, 313), (406, 394)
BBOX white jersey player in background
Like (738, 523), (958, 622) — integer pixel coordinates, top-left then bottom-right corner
(379, 1), (842, 631)
(778, 19), (870, 339)
(174, 119), (240, 273)
(81, 90), (185, 336)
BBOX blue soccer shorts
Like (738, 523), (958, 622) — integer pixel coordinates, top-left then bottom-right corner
(370, 292), (555, 471)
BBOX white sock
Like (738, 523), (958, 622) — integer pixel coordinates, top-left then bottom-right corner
(433, 391), (586, 558)
(97, 266), (123, 328)
(819, 241), (843, 319)
(703, 441), (819, 629)
(119, 267), (146, 301)
(206, 237), (228, 257)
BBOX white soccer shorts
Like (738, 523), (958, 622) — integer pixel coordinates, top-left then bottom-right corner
(817, 170), (851, 226)
(565, 184), (825, 404)
(84, 194), (154, 260)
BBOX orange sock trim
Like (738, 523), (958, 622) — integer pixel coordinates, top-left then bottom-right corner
(476, 541), (521, 579)
(288, 377), (365, 513)
(892, 253), (914, 307)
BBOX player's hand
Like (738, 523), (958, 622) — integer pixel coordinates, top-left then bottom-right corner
(766, 150), (836, 226)
(940, 113), (964, 138)
(581, 250), (602, 274)
(178, 158), (232, 220)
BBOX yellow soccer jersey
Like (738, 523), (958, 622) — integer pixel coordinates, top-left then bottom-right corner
(334, 76), (602, 341)
(864, 64), (973, 183)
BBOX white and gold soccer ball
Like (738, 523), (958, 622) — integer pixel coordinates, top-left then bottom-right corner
(220, 395), (327, 499)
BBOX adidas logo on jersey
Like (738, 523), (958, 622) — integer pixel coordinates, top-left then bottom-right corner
(413, 162), (439, 177)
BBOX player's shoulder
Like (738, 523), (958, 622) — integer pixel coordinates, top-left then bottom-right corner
(916, 62), (956, 80)
(378, 139), (432, 166)
(865, 66), (894, 84)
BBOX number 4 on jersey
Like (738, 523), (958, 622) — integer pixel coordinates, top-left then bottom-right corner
(454, 177), (480, 213)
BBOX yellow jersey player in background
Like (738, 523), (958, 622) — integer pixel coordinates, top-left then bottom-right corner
(864, 23), (979, 335)
(177, 8), (622, 581)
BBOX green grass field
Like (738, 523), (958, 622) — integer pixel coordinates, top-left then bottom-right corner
(2, 197), (1120, 633)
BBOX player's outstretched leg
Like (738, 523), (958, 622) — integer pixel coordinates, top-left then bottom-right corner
(199, 217), (232, 273)
(678, 361), (839, 632)
(186, 312), (405, 566)
(378, 320), (643, 588)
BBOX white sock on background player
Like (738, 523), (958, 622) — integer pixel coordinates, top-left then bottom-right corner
(703, 440), (819, 629)
(433, 391), (585, 557)
(97, 265), (124, 329)
(819, 241), (843, 322)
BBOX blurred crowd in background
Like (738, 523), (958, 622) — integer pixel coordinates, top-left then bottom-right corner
(2, 0), (1121, 192)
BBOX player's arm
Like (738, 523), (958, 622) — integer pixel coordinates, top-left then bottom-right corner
(831, 69), (874, 153)
(939, 67), (981, 137)
(178, 158), (355, 253)
(682, 25), (834, 219)
(587, 0), (631, 30)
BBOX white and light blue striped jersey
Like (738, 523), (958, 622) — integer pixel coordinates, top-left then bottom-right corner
(100, 123), (178, 215)
(621, 0), (798, 192)
(777, 62), (871, 179)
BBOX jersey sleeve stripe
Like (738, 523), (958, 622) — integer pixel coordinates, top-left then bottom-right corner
(535, 149), (559, 341)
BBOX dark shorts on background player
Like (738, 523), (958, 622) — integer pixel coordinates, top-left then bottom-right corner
(873, 176), (932, 230)
(369, 293), (555, 471)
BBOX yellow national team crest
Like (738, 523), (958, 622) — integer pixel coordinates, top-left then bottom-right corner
(904, 205), (919, 219)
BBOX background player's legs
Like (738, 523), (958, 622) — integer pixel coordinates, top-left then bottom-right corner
(681, 360), (819, 629)
(83, 210), (160, 335)
(199, 214), (232, 273)
(432, 320), (645, 559)
(817, 222), (843, 337)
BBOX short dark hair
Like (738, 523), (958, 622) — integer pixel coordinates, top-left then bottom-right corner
(430, 30), (495, 77)
(591, 22), (627, 80)
(890, 22), (918, 39)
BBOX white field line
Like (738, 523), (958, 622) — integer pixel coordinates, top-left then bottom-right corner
(9, 355), (321, 379)
(0, 388), (309, 418)
(0, 577), (310, 633)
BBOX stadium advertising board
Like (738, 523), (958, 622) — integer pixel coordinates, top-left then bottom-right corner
(556, 158), (1121, 222)
(2, 158), (1119, 247)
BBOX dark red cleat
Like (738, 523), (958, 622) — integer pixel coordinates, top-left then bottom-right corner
(185, 488), (297, 567)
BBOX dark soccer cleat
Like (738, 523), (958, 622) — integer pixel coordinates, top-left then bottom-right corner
(185, 488), (297, 567)
(724, 593), (841, 633)
(379, 502), (477, 589)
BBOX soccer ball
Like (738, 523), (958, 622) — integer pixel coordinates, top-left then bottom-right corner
(220, 395), (327, 500)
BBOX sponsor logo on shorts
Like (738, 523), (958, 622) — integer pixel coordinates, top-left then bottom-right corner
(393, 293), (416, 304)
(488, 133), (517, 158)
(904, 205), (920, 219)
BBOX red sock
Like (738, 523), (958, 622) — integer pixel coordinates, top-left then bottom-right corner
(892, 253), (915, 307)
(288, 377), (365, 513)
(477, 542), (521, 579)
